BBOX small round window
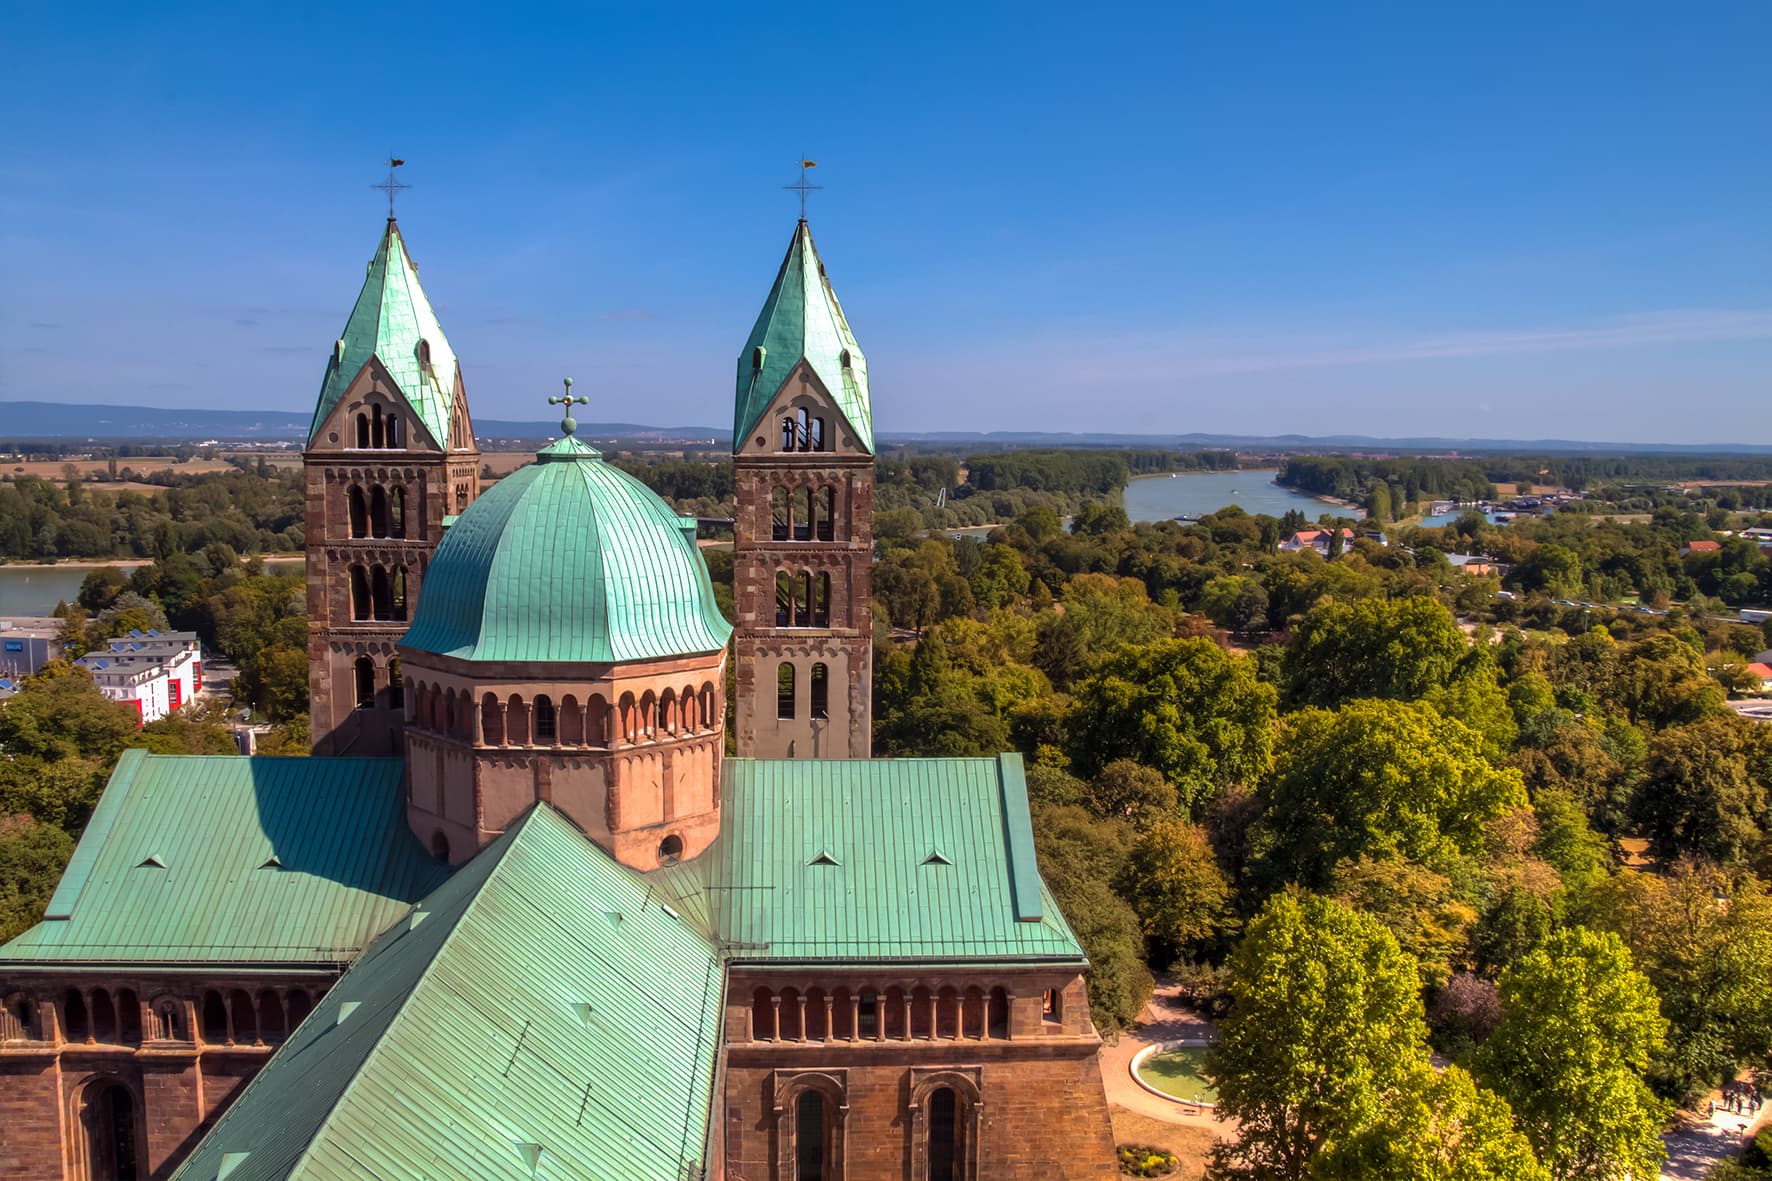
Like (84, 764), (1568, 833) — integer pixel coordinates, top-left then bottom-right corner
(658, 834), (685, 864)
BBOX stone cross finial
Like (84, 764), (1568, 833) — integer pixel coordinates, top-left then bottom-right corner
(549, 378), (588, 436)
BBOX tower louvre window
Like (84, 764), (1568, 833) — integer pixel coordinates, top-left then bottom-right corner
(354, 658), (376, 710)
(777, 663), (796, 719)
(810, 664), (829, 720)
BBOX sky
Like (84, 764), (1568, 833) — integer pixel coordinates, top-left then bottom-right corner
(2, 1), (1769, 444)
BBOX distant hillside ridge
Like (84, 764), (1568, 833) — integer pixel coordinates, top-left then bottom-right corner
(2, 400), (1770, 454)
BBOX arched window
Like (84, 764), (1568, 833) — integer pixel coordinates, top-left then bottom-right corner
(639, 691), (657, 738)
(350, 566), (369, 620)
(387, 658), (404, 710)
(200, 991), (227, 1042)
(796, 1090), (827, 1180)
(911, 986), (933, 1038)
(810, 664), (829, 720)
(287, 990), (312, 1028)
(431, 831), (451, 861)
(885, 987), (908, 1039)
(90, 989), (116, 1041)
(80, 1080), (143, 1181)
(752, 988), (776, 1042)
(817, 487), (835, 541)
(390, 486), (406, 538)
(347, 485), (368, 538)
(795, 408), (811, 452)
(386, 414), (401, 448)
(772, 487), (791, 541)
(805, 988), (829, 1041)
(117, 989), (140, 1043)
(677, 685), (696, 732)
(936, 987), (960, 1038)
(534, 695), (556, 744)
(355, 658), (375, 710)
(859, 989), (878, 1039)
(257, 991), (285, 1042)
(559, 695), (583, 745)
(777, 663), (795, 720)
(927, 1088), (960, 1181)
(587, 695), (610, 746)
(795, 572), (813, 627)
(355, 412), (370, 449)
(371, 566), (393, 620)
(776, 571), (794, 627)
(393, 568), (407, 620)
(794, 487), (813, 541)
(780, 415), (797, 452)
(153, 997), (185, 1041)
(700, 683), (717, 731)
(987, 987), (1009, 1038)
(658, 689), (676, 735)
(1042, 987), (1063, 1026)
(4, 995), (35, 1041)
(506, 695), (529, 746)
(659, 833), (684, 863)
(369, 486), (389, 537)
(230, 989), (257, 1044)
(810, 416), (826, 451)
(442, 690), (456, 737)
(482, 693), (504, 746)
(618, 692), (637, 742)
(813, 573), (830, 627)
(779, 988), (804, 1041)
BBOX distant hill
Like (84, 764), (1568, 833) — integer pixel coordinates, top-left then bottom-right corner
(2, 400), (1769, 455)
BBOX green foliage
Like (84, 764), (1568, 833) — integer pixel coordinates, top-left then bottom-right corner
(1207, 892), (1429, 1180)
(0, 468), (303, 560)
(1315, 1065), (1550, 1181)
(1477, 927), (1670, 1181)
(1031, 805), (1152, 1035)
(1068, 638), (1275, 811)
(1635, 716), (1771, 865)
(1254, 700), (1528, 890)
(0, 814), (76, 945)
(1119, 815), (1233, 961)
(1282, 596), (1469, 708)
(1327, 855), (1475, 989)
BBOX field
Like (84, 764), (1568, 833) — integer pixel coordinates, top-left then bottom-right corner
(1, 457), (237, 482)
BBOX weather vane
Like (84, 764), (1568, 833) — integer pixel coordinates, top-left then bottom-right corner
(549, 377), (588, 436)
(371, 155), (410, 219)
(784, 159), (821, 220)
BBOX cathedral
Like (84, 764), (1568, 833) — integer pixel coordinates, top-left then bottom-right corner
(0, 209), (1118, 1180)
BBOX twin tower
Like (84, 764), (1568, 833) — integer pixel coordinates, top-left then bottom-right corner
(302, 216), (874, 767)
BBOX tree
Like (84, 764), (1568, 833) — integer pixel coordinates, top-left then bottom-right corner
(1315, 1065), (1550, 1181)
(1068, 637), (1276, 812)
(1634, 715), (1770, 864)
(1119, 815), (1233, 961)
(1476, 927), (1670, 1181)
(0, 662), (139, 766)
(1327, 854), (1475, 988)
(1084, 759), (1177, 824)
(1253, 700), (1527, 890)
(0, 814), (75, 944)
(1207, 892), (1429, 1180)
(1282, 596), (1469, 708)
(1031, 805), (1152, 1034)
(1612, 634), (1727, 729)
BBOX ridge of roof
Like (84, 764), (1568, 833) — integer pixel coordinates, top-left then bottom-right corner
(306, 220), (462, 449)
(732, 220), (874, 454)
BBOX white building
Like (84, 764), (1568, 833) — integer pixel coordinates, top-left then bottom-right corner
(75, 629), (202, 725)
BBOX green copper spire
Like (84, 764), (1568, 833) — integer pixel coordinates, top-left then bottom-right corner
(732, 220), (873, 454)
(307, 220), (462, 448)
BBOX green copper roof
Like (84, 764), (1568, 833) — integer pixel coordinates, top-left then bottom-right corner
(307, 219), (462, 448)
(400, 441), (732, 664)
(652, 754), (1086, 964)
(172, 805), (723, 1181)
(733, 220), (874, 454)
(0, 752), (446, 967)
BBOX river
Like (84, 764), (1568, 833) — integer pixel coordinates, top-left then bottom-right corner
(1123, 470), (1366, 524)
(0, 556), (304, 618)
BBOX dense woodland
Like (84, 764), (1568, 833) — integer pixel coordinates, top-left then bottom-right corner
(4, 450), (1772, 1179)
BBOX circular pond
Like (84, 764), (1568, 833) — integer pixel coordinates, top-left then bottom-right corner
(1134, 1045), (1218, 1105)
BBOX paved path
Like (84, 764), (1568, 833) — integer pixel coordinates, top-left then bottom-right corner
(1662, 1094), (1768, 1181)
(1097, 985), (1228, 1132)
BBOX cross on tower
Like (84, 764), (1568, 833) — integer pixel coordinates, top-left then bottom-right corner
(549, 378), (589, 436)
(783, 159), (822, 221)
(371, 155), (410, 219)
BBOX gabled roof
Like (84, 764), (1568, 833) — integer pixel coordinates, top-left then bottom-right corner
(0, 752), (446, 967)
(652, 754), (1086, 964)
(307, 219), (461, 449)
(399, 434), (732, 664)
(732, 220), (874, 454)
(171, 805), (723, 1181)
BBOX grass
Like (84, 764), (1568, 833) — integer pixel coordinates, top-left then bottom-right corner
(1137, 1047), (1219, 1104)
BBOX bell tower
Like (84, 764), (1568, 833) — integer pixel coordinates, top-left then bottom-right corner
(731, 219), (874, 759)
(303, 216), (481, 754)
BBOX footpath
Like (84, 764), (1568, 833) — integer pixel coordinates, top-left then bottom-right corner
(1662, 1088), (1769, 1181)
(1098, 985), (1226, 1132)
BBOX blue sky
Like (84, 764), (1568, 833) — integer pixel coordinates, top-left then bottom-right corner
(3, 1), (1768, 443)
